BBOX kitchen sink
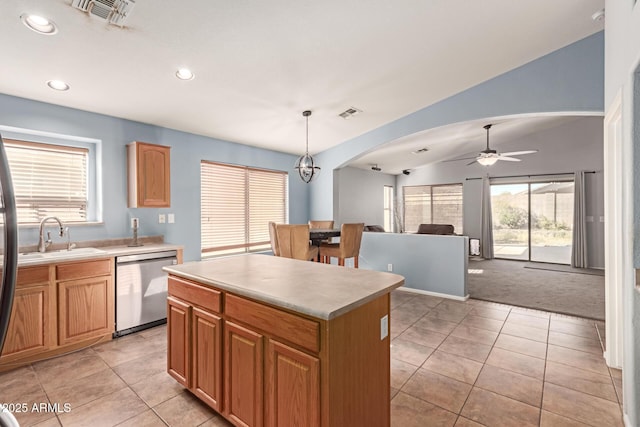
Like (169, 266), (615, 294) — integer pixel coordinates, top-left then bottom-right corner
(19, 247), (107, 261)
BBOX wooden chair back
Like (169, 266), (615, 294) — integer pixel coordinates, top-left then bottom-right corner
(268, 221), (280, 256)
(338, 223), (364, 258)
(276, 224), (314, 261)
(309, 220), (334, 229)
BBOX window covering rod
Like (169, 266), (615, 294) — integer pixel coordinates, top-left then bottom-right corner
(465, 171), (597, 181)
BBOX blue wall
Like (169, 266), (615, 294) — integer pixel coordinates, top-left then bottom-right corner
(310, 31), (605, 220)
(0, 94), (309, 261)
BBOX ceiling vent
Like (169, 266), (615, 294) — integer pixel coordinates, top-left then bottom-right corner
(412, 147), (429, 154)
(338, 107), (362, 119)
(71, 0), (136, 26)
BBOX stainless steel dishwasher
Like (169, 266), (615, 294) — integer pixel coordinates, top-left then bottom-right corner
(114, 250), (178, 337)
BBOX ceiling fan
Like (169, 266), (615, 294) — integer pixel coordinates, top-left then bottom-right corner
(443, 124), (538, 166)
(469, 124), (538, 166)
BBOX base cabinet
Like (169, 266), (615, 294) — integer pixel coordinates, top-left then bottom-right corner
(0, 265), (53, 362)
(265, 339), (320, 427)
(167, 275), (391, 427)
(167, 296), (191, 387)
(193, 307), (222, 412)
(225, 321), (263, 427)
(0, 283), (53, 361)
(167, 285), (223, 414)
(57, 275), (113, 345)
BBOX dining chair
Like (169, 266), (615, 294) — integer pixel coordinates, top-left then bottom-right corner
(268, 221), (280, 256)
(309, 220), (334, 229)
(319, 223), (364, 267)
(275, 224), (319, 261)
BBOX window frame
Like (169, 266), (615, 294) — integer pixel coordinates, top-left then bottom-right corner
(403, 183), (464, 234)
(3, 138), (93, 225)
(200, 160), (289, 258)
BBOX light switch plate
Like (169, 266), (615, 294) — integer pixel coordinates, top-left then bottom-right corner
(380, 315), (389, 340)
(168, 213), (175, 224)
(158, 214), (166, 224)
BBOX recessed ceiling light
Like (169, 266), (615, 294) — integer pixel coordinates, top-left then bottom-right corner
(176, 68), (195, 80)
(21, 14), (58, 35)
(47, 80), (70, 91)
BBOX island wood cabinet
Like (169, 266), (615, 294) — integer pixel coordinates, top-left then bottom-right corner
(0, 258), (115, 370)
(127, 141), (171, 208)
(167, 274), (389, 427)
(167, 276), (223, 412)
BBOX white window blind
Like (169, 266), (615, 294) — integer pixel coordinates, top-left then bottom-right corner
(4, 139), (88, 224)
(403, 183), (463, 234)
(201, 161), (288, 257)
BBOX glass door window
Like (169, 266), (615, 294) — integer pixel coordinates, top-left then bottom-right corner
(530, 182), (574, 264)
(491, 184), (530, 261)
(491, 181), (574, 265)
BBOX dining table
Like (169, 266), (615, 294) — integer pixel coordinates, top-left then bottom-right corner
(309, 228), (341, 248)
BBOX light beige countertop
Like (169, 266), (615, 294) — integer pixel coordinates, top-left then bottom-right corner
(13, 242), (183, 267)
(163, 254), (405, 320)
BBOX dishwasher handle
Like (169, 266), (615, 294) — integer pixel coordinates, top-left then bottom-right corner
(116, 250), (178, 264)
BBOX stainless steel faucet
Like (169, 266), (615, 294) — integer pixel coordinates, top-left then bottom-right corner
(38, 216), (65, 253)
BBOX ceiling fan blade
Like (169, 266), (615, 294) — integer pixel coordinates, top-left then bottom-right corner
(441, 156), (478, 163)
(497, 156), (521, 162)
(466, 159), (479, 166)
(500, 150), (538, 156)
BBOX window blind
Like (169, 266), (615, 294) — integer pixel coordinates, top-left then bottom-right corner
(4, 139), (88, 224)
(403, 183), (463, 233)
(201, 161), (288, 257)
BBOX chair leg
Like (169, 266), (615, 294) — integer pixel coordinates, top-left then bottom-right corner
(338, 258), (344, 266)
(354, 257), (358, 269)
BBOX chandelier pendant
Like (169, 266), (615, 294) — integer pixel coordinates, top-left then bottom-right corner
(295, 110), (321, 183)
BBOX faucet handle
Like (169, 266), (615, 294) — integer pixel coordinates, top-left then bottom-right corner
(64, 227), (76, 251)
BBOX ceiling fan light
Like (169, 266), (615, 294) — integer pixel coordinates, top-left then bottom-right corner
(477, 156), (499, 166)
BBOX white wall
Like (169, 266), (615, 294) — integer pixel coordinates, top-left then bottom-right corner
(333, 167), (395, 226)
(604, 1), (640, 424)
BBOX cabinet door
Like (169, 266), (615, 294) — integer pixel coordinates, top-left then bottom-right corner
(192, 307), (222, 412)
(57, 275), (114, 346)
(265, 339), (320, 427)
(225, 321), (263, 427)
(0, 284), (53, 361)
(129, 142), (170, 208)
(167, 296), (191, 387)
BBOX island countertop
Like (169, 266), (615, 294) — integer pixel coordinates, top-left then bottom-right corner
(163, 253), (404, 320)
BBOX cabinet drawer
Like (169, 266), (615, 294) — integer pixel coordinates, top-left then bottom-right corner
(56, 259), (112, 281)
(226, 294), (319, 354)
(168, 276), (221, 314)
(17, 265), (50, 287)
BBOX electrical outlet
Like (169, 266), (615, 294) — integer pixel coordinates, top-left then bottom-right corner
(168, 213), (175, 224)
(387, 263), (393, 272)
(158, 214), (166, 224)
(380, 315), (389, 340)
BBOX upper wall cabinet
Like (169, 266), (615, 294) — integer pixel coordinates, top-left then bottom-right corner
(127, 141), (171, 208)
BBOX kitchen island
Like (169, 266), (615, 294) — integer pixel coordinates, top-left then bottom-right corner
(163, 254), (404, 427)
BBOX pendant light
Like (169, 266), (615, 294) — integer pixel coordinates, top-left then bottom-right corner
(295, 110), (321, 183)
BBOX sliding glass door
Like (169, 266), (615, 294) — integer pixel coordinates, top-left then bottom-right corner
(491, 181), (574, 265)
(530, 182), (574, 264)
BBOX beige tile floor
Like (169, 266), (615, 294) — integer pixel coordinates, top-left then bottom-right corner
(0, 290), (623, 427)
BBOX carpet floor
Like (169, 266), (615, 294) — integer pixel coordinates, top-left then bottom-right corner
(468, 258), (605, 321)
